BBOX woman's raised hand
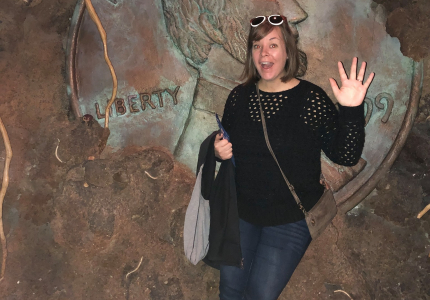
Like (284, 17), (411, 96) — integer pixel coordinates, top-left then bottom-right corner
(329, 57), (375, 107)
(214, 133), (233, 160)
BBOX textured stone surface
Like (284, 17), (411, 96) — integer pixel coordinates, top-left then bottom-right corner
(373, 0), (430, 61)
(72, 0), (198, 153)
(0, 0), (429, 299)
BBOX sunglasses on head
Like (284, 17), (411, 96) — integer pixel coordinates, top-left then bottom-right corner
(250, 15), (287, 27)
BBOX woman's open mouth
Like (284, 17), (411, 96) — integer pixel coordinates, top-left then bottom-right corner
(261, 62), (274, 70)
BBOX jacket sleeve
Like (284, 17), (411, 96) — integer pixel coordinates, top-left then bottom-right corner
(197, 132), (218, 199)
(301, 87), (365, 166)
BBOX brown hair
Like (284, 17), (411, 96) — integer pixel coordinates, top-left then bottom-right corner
(241, 18), (306, 85)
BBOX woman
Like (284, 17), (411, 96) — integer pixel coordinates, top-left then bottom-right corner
(214, 15), (374, 299)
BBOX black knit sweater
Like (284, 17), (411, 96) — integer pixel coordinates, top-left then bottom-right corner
(221, 80), (365, 226)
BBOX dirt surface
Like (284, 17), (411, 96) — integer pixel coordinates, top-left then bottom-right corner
(0, 0), (429, 299)
(0, 114), (219, 299)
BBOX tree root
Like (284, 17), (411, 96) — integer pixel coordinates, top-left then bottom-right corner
(84, 0), (117, 131)
(144, 171), (158, 180)
(0, 117), (12, 282)
(417, 204), (430, 219)
(55, 139), (65, 163)
(334, 289), (354, 299)
(125, 256), (143, 280)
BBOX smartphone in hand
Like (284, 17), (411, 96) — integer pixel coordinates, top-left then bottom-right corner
(215, 113), (235, 166)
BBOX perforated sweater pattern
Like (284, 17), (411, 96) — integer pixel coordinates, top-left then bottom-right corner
(221, 80), (365, 226)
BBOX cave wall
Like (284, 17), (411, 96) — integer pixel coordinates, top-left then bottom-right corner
(0, 0), (429, 299)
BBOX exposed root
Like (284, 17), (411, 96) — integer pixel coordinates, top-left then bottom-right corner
(334, 289), (354, 299)
(84, 0), (117, 130)
(125, 256), (143, 280)
(97, 127), (110, 155)
(144, 171), (158, 180)
(0, 116), (12, 282)
(417, 204), (430, 219)
(55, 139), (65, 163)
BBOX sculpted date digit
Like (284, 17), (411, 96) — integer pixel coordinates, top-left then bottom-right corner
(364, 97), (373, 126)
(375, 92), (394, 123)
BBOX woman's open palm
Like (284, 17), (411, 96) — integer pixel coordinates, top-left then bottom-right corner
(329, 57), (375, 107)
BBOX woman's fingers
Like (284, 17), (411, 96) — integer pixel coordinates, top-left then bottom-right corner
(218, 141), (232, 153)
(217, 145), (233, 159)
(215, 138), (229, 148)
(349, 57), (358, 80)
(338, 61), (348, 81)
(340, 58), (368, 82)
(220, 148), (233, 159)
(214, 134), (233, 160)
(363, 72), (375, 88)
(328, 77), (340, 99)
(215, 133), (223, 142)
(337, 58), (373, 86)
(356, 61), (366, 82)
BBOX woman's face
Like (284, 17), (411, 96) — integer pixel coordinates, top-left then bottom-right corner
(251, 26), (288, 84)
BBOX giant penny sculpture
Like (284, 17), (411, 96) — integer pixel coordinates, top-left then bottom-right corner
(67, 0), (422, 211)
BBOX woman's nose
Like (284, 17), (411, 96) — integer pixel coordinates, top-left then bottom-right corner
(260, 45), (269, 57)
(278, 0), (308, 25)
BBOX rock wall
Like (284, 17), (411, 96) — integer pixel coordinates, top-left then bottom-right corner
(0, 0), (429, 299)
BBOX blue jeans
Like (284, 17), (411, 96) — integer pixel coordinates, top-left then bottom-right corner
(219, 218), (312, 300)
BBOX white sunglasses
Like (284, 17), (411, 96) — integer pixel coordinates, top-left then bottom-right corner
(250, 15), (286, 27)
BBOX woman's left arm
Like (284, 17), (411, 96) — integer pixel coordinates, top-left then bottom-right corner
(319, 58), (374, 166)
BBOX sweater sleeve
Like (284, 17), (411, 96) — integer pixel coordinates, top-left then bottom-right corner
(301, 87), (365, 166)
(221, 86), (241, 133)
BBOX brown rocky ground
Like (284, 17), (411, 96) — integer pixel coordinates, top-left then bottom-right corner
(373, 0), (430, 61)
(0, 0), (429, 299)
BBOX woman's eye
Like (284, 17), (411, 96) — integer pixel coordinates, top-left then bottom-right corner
(270, 44), (278, 48)
(253, 44), (260, 49)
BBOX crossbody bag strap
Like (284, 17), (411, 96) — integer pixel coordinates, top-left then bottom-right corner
(256, 84), (307, 216)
